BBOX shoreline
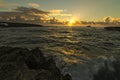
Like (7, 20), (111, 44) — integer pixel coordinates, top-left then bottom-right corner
(0, 22), (43, 27)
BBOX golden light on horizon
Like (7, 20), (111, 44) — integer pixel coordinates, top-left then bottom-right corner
(66, 15), (81, 26)
(68, 18), (77, 26)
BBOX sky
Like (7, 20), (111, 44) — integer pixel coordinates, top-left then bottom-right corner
(0, 0), (120, 21)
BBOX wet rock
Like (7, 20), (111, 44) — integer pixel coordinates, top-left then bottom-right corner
(63, 74), (72, 80)
(25, 47), (47, 69)
(0, 46), (72, 80)
(93, 59), (120, 80)
(46, 58), (62, 79)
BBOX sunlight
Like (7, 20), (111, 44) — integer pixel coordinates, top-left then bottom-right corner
(64, 57), (79, 63)
(62, 49), (74, 55)
(68, 19), (76, 26)
(67, 16), (80, 26)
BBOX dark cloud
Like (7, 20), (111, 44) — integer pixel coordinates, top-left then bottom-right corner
(0, 6), (50, 23)
(13, 6), (49, 14)
(0, 12), (22, 16)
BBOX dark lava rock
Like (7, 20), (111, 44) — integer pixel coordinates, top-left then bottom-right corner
(93, 59), (120, 80)
(63, 74), (72, 80)
(104, 27), (120, 31)
(25, 47), (47, 69)
(0, 46), (72, 80)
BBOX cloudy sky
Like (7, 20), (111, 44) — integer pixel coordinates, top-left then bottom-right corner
(0, 0), (120, 21)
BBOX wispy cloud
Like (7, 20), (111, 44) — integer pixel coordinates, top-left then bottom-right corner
(49, 9), (72, 17)
(49, 9), (65, 13)
(28, 3), (40, 8)
(49, 13), (72, 17)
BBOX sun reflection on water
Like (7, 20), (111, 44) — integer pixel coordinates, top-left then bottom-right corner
(61, 49), (75, 55)
(64, 57), (79, 63)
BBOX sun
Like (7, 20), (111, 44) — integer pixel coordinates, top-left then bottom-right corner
(67, 16), (80, 26)
(68, 19), (76, 26)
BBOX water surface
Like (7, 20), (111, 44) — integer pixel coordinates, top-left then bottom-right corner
(0, 26), (120, 80)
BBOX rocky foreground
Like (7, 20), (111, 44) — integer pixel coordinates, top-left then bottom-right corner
(93, 59), (120, 80)
(0, 46), (120, 80)
(0, 46), (72, 80)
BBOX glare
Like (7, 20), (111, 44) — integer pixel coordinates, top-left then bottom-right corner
(68, 19), (76, 26)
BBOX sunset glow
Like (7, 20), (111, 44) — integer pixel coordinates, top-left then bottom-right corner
(0, 0), (120, 26)
(67, 17), (79, 26)
(68, 19), (76, 26)
(0, 1), (120, 80)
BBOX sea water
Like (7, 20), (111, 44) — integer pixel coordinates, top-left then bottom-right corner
(0, 26), (120, 80)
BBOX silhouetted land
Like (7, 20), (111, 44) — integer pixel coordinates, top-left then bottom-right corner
(0, 22), (43, 27)
(104, 26), (120, 31)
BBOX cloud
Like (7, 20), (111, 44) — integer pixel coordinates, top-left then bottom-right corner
(13, 6), (49, 14)
(103, 16), (120, 23)
(28, 3), (40, 8)
(80, 16), (120, 26)
(112, 18), (120, 23)
(0, 6), (72, 24)
(49, 13), (72, 17)
(49, 9), (72, 17)
(13, 7), (49, 14)
(103, 16), (112, 23)
(49, 9), (65, 13)
(0, 6), (50, 23)
(0, 0), (19, 8)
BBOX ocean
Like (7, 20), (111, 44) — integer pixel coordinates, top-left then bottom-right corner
(0, 26), (120, 80)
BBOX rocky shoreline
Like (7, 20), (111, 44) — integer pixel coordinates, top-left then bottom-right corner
(0, 22), (43, 27)
(93, 58), (120, 80)
(0, 46), (72, 80)
(0, 46), (120, 80)
(104, 26), (120, 31)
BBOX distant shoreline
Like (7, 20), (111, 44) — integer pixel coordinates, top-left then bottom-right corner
(0, 22), (120, 28)
(104, 26), (120, 31)
(0, 22), (43, 27)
